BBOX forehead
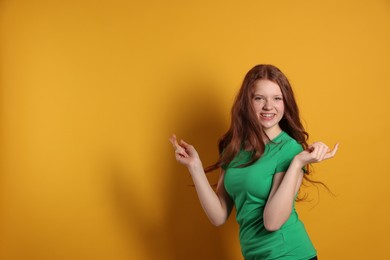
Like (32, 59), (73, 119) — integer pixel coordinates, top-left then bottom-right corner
(253, 79), (282, 95)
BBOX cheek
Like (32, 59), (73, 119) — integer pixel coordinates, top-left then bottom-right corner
(277, 103), (285, 113)
(252, 103), (261, 113)
(252, 106), (262, 119)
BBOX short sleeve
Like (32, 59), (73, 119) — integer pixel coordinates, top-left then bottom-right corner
(275, 139), (303, 173)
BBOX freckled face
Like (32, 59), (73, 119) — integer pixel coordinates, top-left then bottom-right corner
(252, 80), (284, 139)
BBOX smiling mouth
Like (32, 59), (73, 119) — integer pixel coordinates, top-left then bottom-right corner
(260, 113), (275, 120)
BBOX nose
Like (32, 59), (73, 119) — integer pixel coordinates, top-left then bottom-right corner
(262, 99), (273, 110)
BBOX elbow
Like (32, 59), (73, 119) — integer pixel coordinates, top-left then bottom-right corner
(210, 218), (226, 227)
(212, 221), (224, 227)
(209, 214), (227, 227)
(263, 212), (284, 232)
(263, 207), (290, 232)
(263, 220), (282, 232)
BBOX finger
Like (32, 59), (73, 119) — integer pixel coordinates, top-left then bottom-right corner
(169, 135), (176, 146)
(179, 140), (195, 158)
(173, 142), (189, 157)
(321, 143), (338, 160)
(176, 146), (189, 158)
(324, 143), (339, 160)
(311, 142), (328, 150)
(316, 147), (326, 161)
(307, 142), (321, 153)
(318, 145), (329, 161)
(309, 143), (321, 156)
(331, 143), (339, 155)
(176, 150), (189, 158)
(175, 153), (188, 162)
(169, 134), (180, 149)
(172, 136), (189, 155)
(169, 135), (190, 158)
(179, 139), (193, 149)
(309, 143), (329, 162)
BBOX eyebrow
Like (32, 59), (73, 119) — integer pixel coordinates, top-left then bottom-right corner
(253, 94), (283, 97)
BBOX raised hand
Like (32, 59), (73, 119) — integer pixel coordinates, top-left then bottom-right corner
(169, 134), (189, 158)
(169, 134), (203, 169)
(295, 142), (339, 166)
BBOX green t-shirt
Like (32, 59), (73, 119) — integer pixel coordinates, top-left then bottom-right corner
(224, 131), (317, 260)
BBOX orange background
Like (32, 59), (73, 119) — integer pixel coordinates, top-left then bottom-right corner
(1, 0), (390, 259)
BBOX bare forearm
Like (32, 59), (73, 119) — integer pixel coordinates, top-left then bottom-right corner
(263, 159), (303, 231)
(169, 136), (230, 226)
(263, 141), (338, 231)
(188, 164), (229, 226)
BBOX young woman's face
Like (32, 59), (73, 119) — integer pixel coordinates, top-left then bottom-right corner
(252, 79), (284, 139)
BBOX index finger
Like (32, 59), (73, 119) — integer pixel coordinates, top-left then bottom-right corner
(169, 134), (181, 149)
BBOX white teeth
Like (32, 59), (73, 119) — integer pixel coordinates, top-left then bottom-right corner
(261, 114), (274, 118)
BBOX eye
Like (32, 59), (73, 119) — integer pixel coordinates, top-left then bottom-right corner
(254, 96), (265, 101)
(275, 96), (283, 101)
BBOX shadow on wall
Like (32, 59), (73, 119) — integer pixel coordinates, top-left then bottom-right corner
(106, 71), (236, 260)
(164, 73), (233, 260)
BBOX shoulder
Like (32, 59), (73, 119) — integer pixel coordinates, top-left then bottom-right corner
(273, 132), (303, 173)
(274, 132), (303, 156)
(276, 132), (302, 148)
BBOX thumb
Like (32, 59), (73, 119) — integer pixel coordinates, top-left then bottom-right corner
(179, 139), (190, 147)
(179, 140), (195, 152)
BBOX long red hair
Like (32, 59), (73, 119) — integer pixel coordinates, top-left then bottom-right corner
(205, 64), (309, 172)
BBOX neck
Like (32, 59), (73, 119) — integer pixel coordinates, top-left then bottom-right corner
(264, 128), (282, 141)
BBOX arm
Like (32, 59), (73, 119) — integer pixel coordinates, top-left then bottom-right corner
(169, 135), (233, 226)
(263, 142), (339, 231)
